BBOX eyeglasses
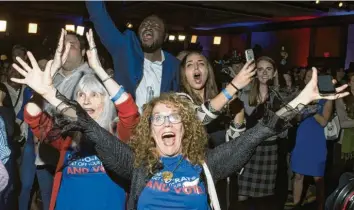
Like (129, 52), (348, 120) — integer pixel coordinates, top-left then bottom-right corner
(150, 113), (182, 126)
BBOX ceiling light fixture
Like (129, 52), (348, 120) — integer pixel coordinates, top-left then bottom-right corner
(213, 36), (222, 45)
(191, 35), (198, 43)
(168, 35), (175, 41)
(0, 20), (7, 32)
(65, 24), (75, 32)
(178, 35), (186, 41)
(28, 23), (38, 34)
(76, 26), (85, 36)
(126, 22), (133, 29)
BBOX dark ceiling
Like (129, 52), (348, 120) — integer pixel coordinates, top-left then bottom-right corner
(0, 1), (354, 34)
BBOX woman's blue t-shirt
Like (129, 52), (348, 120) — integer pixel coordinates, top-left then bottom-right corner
(138, 155), (209, 210)
(55, 147), (126, 210)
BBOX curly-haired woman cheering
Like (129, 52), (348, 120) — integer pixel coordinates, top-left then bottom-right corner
(11, 49), (349, 209)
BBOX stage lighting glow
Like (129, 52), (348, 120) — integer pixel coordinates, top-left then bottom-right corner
(0, 21), (7, 32)
(126, 23), (133, 28)
(178, 35), (186, 41)
(28, 23), (38, 34)
(65, 24), (75, 32)
(213, 36), (221, 45)
(169, 35), (176, 41)
(76, 26), (85, 36)
(191, 35), (198, 43)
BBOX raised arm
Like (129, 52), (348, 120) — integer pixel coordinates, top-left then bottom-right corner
(206, 68), (349, 182)
(11, 51), (135, 180)
(208, 60), (255, 112)
(86, 29), (140, 141)
(22, 30), (68, 149)
(86, 1), (125, 54)
(336, 98), (354, 129)
(178, 60), (255, 125)
(86, 29), (129, 104)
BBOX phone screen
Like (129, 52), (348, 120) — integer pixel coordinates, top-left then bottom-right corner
(318, 75), (335, 95)
(245, 49), (254, 62)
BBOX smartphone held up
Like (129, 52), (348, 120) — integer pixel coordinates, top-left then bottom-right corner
(245, 49), (254, 62)
(317, 75), (336, 96)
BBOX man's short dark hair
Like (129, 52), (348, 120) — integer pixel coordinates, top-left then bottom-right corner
(65, 31), (88, 51)
(12, 45), (27, 55)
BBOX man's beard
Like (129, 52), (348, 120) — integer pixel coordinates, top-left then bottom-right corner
(140, 39), (163, 53)
(63, 59), (81, 72)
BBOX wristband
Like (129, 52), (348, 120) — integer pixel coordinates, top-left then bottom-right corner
(222, 89), (233, 101)
(111, 86), (125, 102)
(102, 76), (112, 83)
(230, 82), (240, 92)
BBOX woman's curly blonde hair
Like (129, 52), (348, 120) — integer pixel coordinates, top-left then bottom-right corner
(130, 92), (208, 174)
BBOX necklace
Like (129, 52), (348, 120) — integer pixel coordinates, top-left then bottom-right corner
(161, 156), (184, 183)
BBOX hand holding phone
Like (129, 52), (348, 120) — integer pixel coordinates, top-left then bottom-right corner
(318, 75), (336, 96)
(245, 49), (255, 62)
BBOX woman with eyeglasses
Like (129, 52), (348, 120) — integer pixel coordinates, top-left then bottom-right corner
(10, 36), (349, 210)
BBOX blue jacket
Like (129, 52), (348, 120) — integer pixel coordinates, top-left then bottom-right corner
(86, 1), (180, 99)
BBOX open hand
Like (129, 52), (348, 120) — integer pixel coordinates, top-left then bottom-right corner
(231, 59), (256, 90)
(51, 29), (71, 77)
(86, 29), (102, 71)
(11, 52), (54, 97)
(298, 67), (349, 105)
